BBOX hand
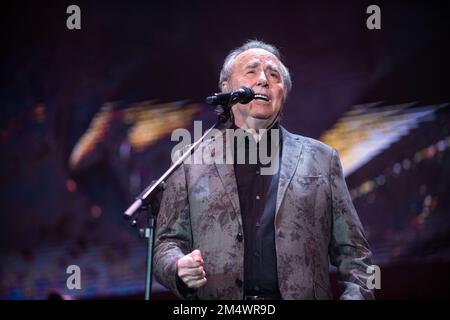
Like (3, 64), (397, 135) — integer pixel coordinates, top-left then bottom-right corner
(177, 249), (207, 289)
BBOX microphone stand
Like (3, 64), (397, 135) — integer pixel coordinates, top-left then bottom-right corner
(123, 98), (233, 300)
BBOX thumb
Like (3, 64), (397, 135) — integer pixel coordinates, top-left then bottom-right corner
(190, 249), (203, 264)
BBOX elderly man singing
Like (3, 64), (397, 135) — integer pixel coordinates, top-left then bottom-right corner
(153, 40), (374, 300)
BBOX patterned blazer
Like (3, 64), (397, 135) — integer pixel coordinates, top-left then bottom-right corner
(153, 126), (374, 300)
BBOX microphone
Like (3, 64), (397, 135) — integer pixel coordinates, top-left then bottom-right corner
(206, 86), (255, 106)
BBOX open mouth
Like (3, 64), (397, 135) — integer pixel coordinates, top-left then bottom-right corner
(254, 93), (270, 102)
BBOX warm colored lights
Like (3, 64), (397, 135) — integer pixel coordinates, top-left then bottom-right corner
(320, 102), (447, 177)
(68, 101), (200, 168)
(90, 205), (102, 218)
(350, 137), (449, 204)
(66, 179), (77, 193)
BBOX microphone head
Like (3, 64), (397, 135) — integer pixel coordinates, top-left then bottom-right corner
(234, 86), (255, 104)
(205, 95), (217, 105)
(206, 86), (255, 106)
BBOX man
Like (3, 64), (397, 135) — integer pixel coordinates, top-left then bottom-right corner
(153, 40), (374, 300)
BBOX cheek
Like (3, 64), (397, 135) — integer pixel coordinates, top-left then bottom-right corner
(236, 75), (254, 86)
(273, 90), (285, 103)
(275, 88), (286, 102)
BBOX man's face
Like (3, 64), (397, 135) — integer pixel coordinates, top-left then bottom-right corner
(223, 48), (286, 129)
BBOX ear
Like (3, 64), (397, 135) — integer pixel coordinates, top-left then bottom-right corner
(221, 81), (229, 92)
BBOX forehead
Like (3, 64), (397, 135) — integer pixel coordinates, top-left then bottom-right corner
(233, 48), (281, 68)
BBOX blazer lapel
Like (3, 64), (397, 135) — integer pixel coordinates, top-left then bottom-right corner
(208, 131), (243, 227)
(276, 127), (304, 215)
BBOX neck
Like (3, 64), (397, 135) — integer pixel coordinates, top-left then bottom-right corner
(232, 118), (279, 143)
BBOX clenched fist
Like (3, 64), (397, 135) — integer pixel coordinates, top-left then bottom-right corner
(177, 249), (207, 289)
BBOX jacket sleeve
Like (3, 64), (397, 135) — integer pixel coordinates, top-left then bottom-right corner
(328, 148), (375, 300)
(153, 149), (196, 299)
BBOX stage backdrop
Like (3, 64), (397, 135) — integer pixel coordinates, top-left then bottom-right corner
(1, 0), (449, 299)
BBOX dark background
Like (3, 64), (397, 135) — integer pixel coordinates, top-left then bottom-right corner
(1, 0), (449, 299)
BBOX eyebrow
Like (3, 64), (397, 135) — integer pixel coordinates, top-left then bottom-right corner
(245, 61), (280, 73)
(266, 65), (280, 73)
(245, 61), (260, 69)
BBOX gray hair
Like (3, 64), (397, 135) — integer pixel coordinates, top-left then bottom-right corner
(218, 40), (292, 98)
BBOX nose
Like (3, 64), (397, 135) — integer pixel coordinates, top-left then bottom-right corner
(256, 70), (269, 88)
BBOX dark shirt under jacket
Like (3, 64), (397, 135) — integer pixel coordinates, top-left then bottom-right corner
(232, 122), (282, 298)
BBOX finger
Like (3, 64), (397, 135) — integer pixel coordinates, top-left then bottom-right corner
(178, 257), (201, 268)
(178, 266), (204, 278)
(185, 277), (207, 289)
(190, 250), (204, 264)
(188, 266), (204, 276)
(182, 272), (206, 283)
(185, 267), (205, 278)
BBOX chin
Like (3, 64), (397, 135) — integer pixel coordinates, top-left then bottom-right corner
(249, 113), (274, 120)
(249, 108), (273, 118)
